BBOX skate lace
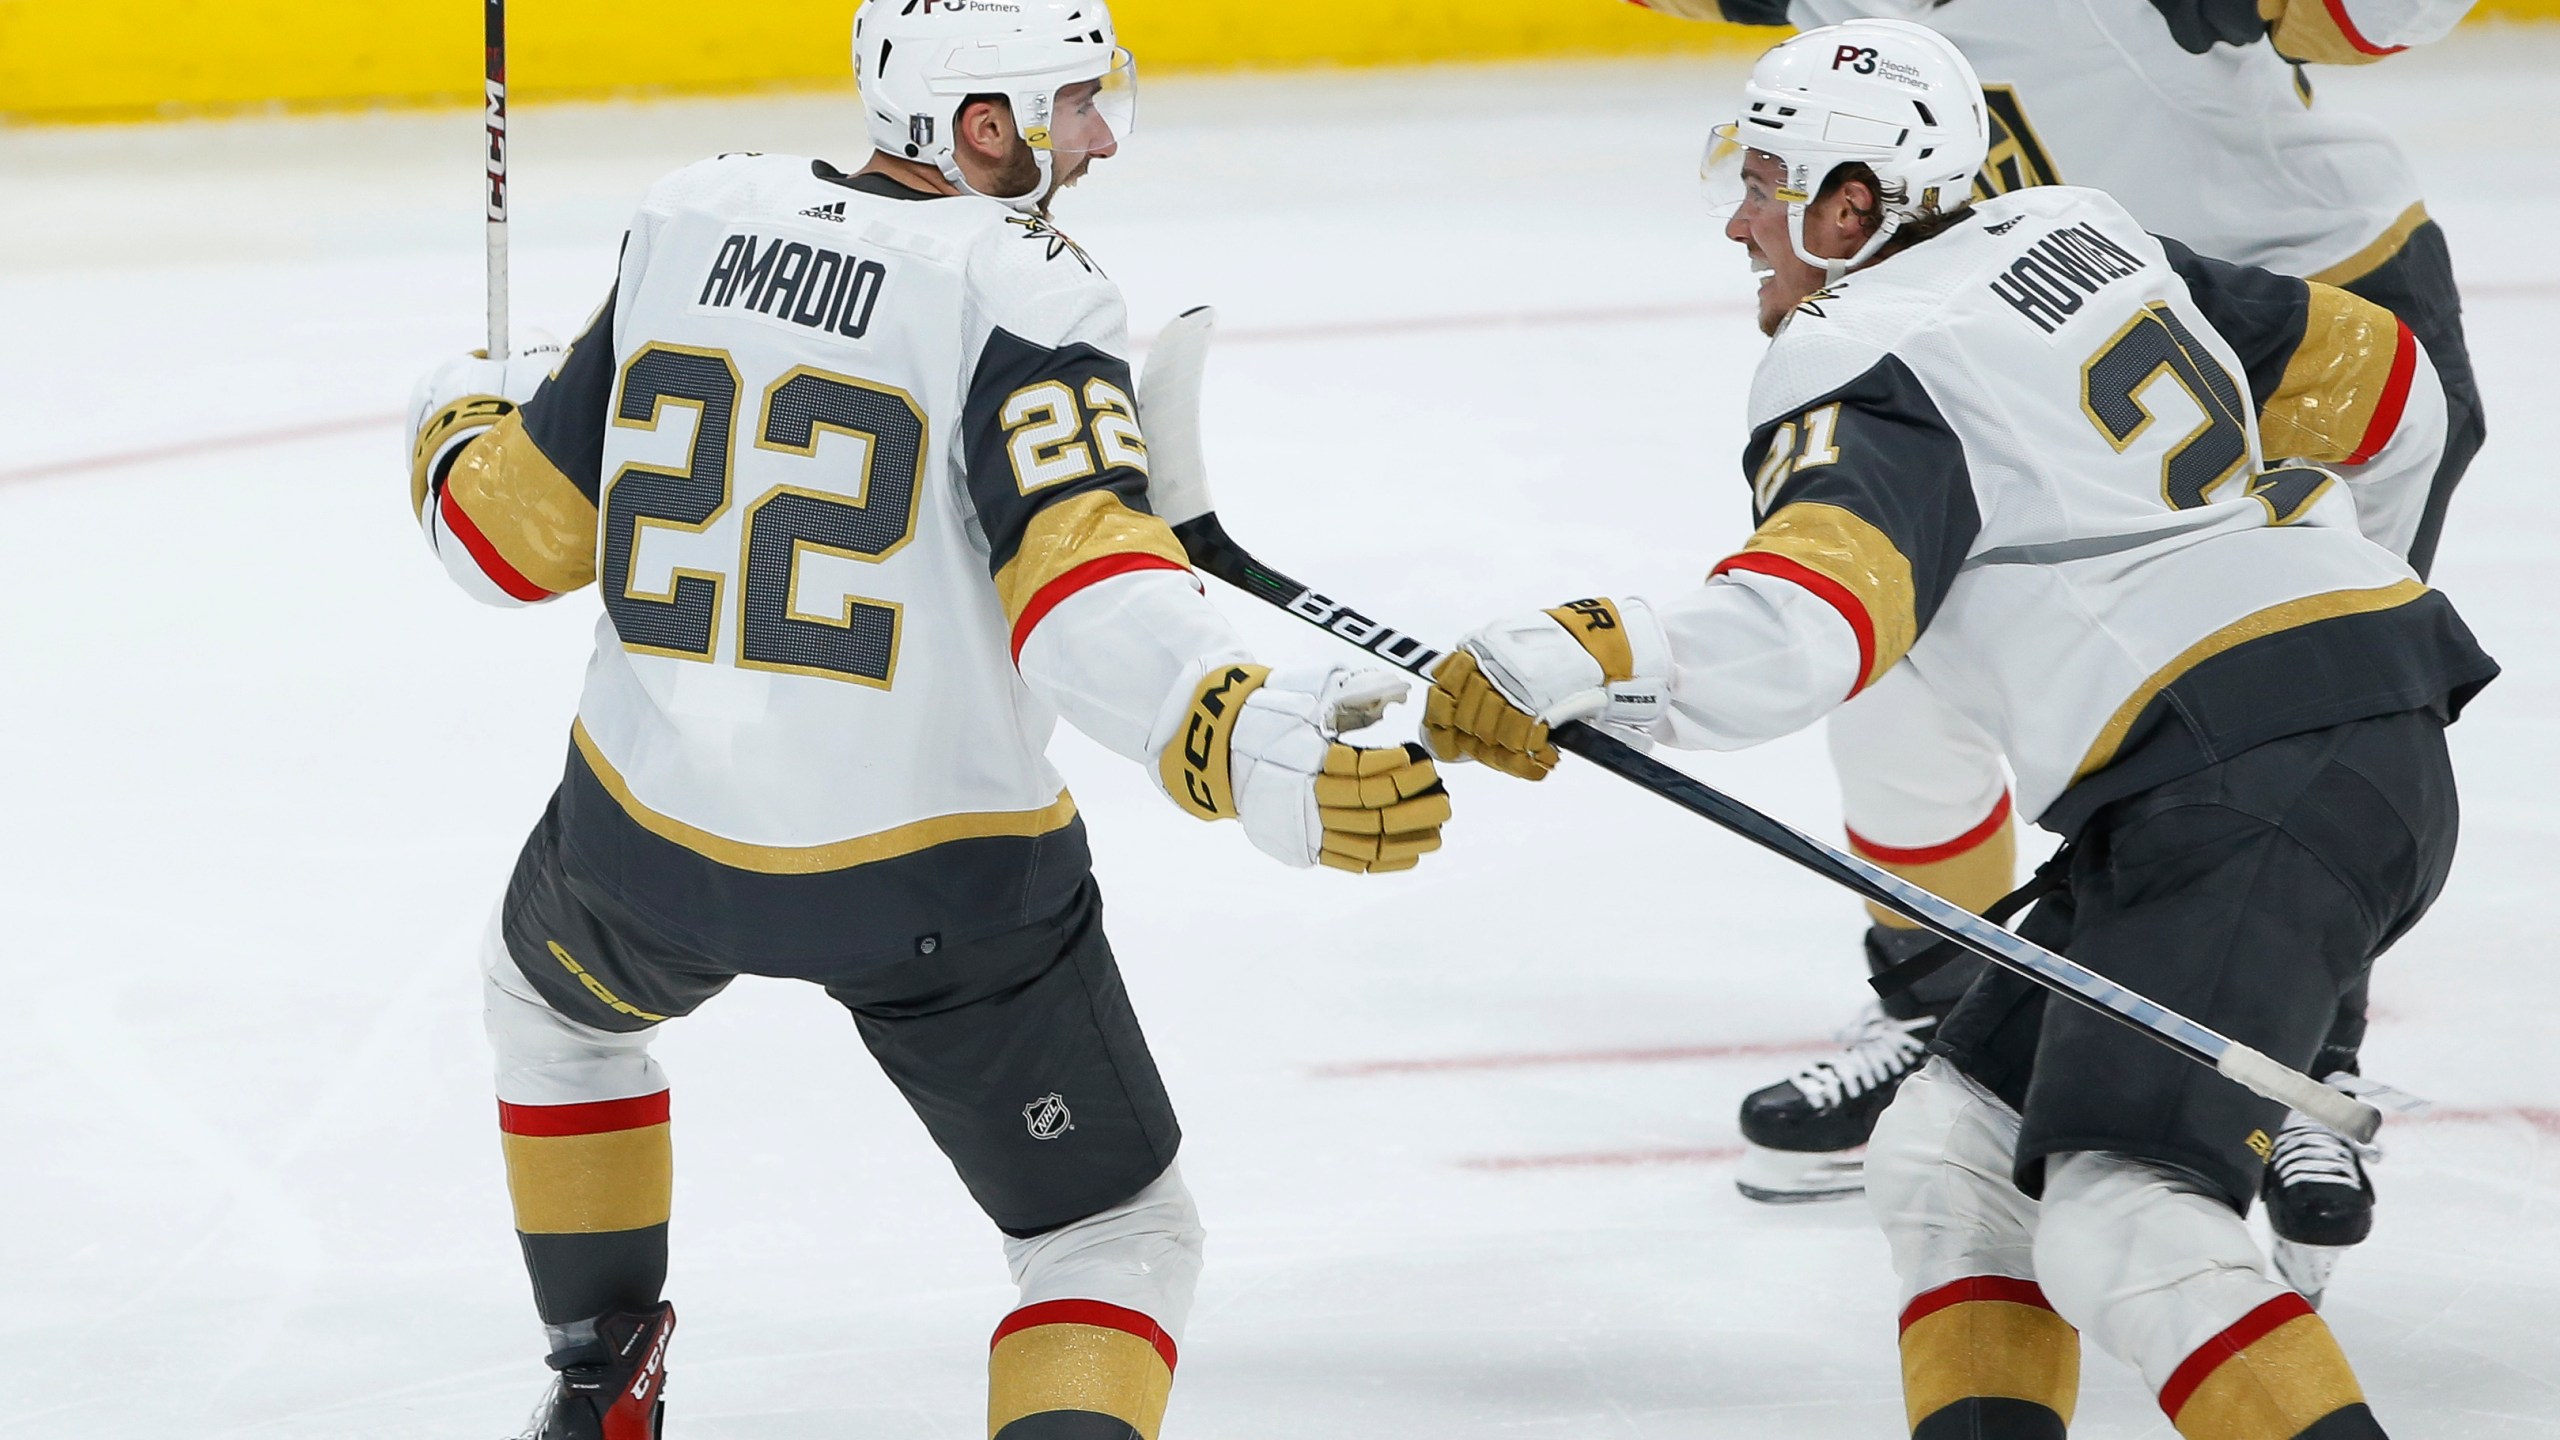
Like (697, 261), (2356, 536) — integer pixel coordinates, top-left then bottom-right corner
(2269, 1113), (2364, 1189)
(1788, 1005), (1932, 1111)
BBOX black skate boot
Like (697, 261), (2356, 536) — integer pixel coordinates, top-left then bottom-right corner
(1735, 928), (1952, 1204)
(2264, 1077), (2376, 1310)
(511, 1303), (675, 1440)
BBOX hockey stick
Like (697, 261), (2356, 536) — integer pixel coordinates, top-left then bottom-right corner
(1137, 307), (2385, 1146)
(483, 0), (511, 360)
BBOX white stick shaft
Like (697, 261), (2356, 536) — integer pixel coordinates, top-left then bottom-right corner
(484, 0), (510, 360)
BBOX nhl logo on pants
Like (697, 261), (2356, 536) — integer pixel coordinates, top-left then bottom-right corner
(1022, 1093), (1075, 1141)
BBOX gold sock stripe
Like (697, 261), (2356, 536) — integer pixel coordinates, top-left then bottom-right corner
(989, 1320), (1175, 1440)
(501, 1124), (674, 1235)
(1157, 665), (1269, 823)
(1900, 1296), (2081, 1431)
(1852, 803), (2018, 928)
(2162, 1295), (2365, 1440)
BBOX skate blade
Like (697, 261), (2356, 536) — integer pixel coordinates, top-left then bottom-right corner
(2272, 1237), (2343, 1310)
(1735, 1144), (1866, 1204)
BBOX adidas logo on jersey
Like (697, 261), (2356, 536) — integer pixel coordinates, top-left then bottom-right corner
(799, 200), (847, 223)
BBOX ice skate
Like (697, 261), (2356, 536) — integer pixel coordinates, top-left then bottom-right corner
(2265, 1088), (2376, 1310)
(1737, 994), (1937, 1203)
(508, 1304), (674, 1440)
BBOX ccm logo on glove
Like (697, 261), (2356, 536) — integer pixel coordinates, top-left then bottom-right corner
(1162, 665), (1263, 822)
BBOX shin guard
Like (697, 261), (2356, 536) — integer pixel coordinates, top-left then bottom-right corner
(500, 1092), (674, 1325)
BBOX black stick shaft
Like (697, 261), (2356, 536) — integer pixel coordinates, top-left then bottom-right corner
(1168, 509), (2386, 1144)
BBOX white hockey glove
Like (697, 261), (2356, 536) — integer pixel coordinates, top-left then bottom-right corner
(1154, 663), (1452, 873)
(406, 343), (562, 521)
(1424, 597), (1672, 780)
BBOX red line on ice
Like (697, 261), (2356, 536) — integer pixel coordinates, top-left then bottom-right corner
(1312, 1037), (1831, 1079)
(21, 278), (2557, 490)
(0, 303), (1735, 488)
(0, 412), (402, 486)
(2407, 1105), (2560, 1137)
(1459, 1144), (1747, 1172)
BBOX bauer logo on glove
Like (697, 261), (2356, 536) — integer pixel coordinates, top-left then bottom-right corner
(1423, 597), (1673, 780)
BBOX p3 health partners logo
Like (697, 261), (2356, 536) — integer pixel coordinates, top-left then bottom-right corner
(1829, 43), (1930, 89)
(1023, 1092), (1076, 1140)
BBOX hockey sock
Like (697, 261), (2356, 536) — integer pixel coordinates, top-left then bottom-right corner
(2159, 1293), (2382, 1439)
(498, 1090), (674, 1326)
(987, 1299), (1177, 1440)
(1849, 791), (2017, 931)
(1898, 1277), (2079, 1440)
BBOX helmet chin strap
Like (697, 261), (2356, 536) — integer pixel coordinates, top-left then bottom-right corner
(934, 92), (1059, 214)
(1785, 203), (1905, 284)
(937, 148), (1055, 214)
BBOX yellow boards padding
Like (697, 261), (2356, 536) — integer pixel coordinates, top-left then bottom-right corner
(3, 0), (2554, 125)
(0, 0), (1765, 125)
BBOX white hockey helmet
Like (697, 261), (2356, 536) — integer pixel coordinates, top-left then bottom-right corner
(852, 0), (1136, 212)
(1703, 18), (1989, 279)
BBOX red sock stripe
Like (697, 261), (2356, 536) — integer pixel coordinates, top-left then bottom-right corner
(498, 1090), (671, 1138)
(2319, 0), (2406, 55)
(439, 486), (553, 602)
(1848, 791), (2014, 867)
(1711, 551), (1878, 699)
(1899, 1276), (2057, 1333)
(2157, 1292), (2316, 1419)
(2344, 320), (2419, 465)
(992, 1299), (1179, 1374)
(1009, 553), (1193, 662)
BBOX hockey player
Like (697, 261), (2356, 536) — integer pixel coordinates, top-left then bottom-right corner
(1423, 20), (2492, 1436)
(403, 2), (1451, 1435)
(1625, 0), (2484, 1263)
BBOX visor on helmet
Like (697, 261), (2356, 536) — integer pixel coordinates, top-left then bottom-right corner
(1700, 125), (1804, 220)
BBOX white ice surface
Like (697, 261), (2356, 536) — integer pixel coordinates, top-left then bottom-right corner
(1, 37), (2555, 1438)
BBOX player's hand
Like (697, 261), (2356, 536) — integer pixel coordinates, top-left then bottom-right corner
(406, 343), (563, 519)
(1423, 598), (1670, 781)
(1159, 664), (1452, 873)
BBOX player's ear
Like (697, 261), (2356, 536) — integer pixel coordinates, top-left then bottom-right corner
(1823, 177), (1883, 247)
(956, 96), (1016, 165)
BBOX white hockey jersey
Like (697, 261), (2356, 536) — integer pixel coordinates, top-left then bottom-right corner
(1637, 187), (2494, 831)
(423, 155), (1250, 969)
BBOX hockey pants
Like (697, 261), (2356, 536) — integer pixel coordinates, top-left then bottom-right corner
(1869, 1059), (2384, 1439)
(481, 909), (1206, 1439)
(1828, 668), (2367, 1066)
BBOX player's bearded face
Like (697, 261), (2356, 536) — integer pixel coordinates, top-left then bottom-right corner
(1044, 79), (1121, 201)
(1725, 151), (1827, 337)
